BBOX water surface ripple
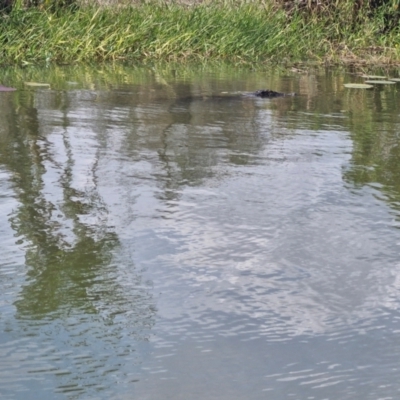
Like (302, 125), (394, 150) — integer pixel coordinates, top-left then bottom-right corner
(0, 66), (400, 399)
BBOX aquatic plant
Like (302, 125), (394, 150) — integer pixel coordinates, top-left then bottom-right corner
(0, 0), (399, 65)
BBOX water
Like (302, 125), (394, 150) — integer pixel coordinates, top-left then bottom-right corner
(1, 64), (400, 399)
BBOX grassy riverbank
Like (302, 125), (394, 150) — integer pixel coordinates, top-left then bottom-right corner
(1, 1), (400, 66)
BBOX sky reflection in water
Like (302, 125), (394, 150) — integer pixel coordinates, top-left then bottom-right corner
(0, 65), (399, 399)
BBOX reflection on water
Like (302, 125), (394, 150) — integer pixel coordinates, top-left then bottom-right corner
(0, 76), (156, 398)
(0, 64), (400, 399)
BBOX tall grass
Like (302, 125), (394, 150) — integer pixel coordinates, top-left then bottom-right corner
(0, 1), (399, 65)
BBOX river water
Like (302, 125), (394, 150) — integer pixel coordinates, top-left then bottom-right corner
(0, 64), (400, 399)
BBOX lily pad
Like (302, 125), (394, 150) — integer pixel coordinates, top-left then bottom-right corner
(24, 82), (50, 88)
(0, 85), (16, 92)
(361, 75), (387, 79)
(364, 80), (396, 85)
(344, 83), (374, 89)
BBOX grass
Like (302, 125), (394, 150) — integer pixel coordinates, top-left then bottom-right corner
(1, 0), (400, 65)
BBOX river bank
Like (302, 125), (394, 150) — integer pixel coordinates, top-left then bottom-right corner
(1, 0), (399, 66)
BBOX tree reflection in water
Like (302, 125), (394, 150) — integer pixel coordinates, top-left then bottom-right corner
(0, 87), (155, 397)
(1, 64), (400, 399)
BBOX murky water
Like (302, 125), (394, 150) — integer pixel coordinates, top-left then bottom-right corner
(1, 64), (400, 399)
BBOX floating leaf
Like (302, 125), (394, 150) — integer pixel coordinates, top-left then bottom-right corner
(364, 80), (396, 85)
(0, 85), (16, 92)
(24, 82), (50, 88)
(344, 83), (373, 89)
(361, 75), (387, 79)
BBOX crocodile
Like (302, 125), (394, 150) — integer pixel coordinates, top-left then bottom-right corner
(168, 89), (296, 106)
(252, 89), (296, 98)
(209, 89), (296, 100)
(194, 89), (296, 101)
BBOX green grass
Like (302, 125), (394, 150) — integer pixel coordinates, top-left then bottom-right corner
(1, 1), (400, 65)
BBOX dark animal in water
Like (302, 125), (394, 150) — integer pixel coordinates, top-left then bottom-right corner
(253, 89), (295, 98)
(170, 89), (296, 107)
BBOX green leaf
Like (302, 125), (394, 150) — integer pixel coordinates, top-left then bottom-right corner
(361, 75), (387, 79)
(364, 80), (396, 85)
(24, 82), (51, 88)
(344, 83), (374, 89)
